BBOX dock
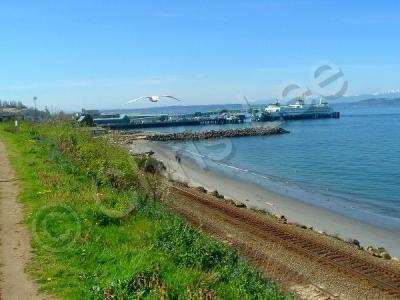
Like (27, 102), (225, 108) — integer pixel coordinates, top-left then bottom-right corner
(104, 116), (246, 130)
(79, 103), (340, 130)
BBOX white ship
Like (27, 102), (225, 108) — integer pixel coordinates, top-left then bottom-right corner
(259, 99), (339, 121)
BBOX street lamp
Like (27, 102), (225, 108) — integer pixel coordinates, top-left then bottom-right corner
(33, 96), (37, 121)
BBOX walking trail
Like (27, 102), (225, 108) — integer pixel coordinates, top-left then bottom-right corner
(0, 138), (46, 300)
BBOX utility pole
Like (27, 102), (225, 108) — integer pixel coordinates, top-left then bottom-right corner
(33, 96), (37, 122)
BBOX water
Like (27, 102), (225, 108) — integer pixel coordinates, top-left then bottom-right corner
(132, 104), (400, 230)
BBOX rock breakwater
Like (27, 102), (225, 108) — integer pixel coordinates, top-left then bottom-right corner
(146, 127), (289, 141)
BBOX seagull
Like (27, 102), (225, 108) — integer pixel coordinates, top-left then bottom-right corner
(127, 95), (181, 104)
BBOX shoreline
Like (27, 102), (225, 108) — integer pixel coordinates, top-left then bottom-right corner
(129, 139), (400, 258)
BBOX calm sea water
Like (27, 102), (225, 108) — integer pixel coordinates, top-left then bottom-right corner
(133, 105), (400, 229)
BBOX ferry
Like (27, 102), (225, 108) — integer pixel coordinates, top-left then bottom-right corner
(257, 98), (340, 121)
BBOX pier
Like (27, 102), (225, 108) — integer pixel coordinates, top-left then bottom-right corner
(81, 104), (341, 130)
(104, 116), (246, 130)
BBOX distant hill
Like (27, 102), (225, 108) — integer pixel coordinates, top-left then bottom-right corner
(102, 98), (400, 115)
(333, 98), (400, 108)
(253, 89), (400, 105)
(101, 90), (400, 114)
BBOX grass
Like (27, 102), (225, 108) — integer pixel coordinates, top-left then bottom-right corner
(0, 121), (291, 299)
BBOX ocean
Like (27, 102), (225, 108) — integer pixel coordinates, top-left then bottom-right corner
(131, 104), (400, 231)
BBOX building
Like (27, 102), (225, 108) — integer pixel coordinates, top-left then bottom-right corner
(93, 115), (131, 126)
(77, 115), (94, 126)
(99, 113), (120, 118)
(0, 112), (16, 122)
(129, 114), (169, 124)
(81, 109), (101, 118)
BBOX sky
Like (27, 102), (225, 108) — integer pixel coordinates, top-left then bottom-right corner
(0, 0), (399, 111)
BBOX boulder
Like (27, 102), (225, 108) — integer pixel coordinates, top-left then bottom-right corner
(180, 181), (189, 188)
(346, 238), (360, 248)
(376, 247), (391, 259)
(211, 190), (224, 199)
(211, 190), (220, 197)
(366, 245), (385, 258)
(225, 199), (236, 206)
(380, 252), (391, 260)
(274, 214), (287, 223)
(233, 201), (247, 208)
(196, 186), (207, 193)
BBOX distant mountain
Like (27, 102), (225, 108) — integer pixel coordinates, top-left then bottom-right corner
(251, 99), (275, 105)
(253, 89), (400, 105)
(101, 90), (400, 114)
(333, 98), (400, 108)
(330, 89), (400, 104)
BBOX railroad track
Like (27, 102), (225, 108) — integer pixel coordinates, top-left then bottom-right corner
(172, 185), (400, 299)
(172, 204), (340, 300)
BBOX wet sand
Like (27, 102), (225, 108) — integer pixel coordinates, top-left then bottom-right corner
(129, 139), (400, 258)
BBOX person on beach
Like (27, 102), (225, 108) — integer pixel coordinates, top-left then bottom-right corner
(175, 150), (182, 163)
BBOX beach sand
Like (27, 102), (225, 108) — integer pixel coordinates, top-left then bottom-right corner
(129, 139), (400, 258)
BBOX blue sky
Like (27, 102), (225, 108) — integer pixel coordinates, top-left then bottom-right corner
(0, 0), (399, 111)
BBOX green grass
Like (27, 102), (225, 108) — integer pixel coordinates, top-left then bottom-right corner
(0, 121), (291, 299)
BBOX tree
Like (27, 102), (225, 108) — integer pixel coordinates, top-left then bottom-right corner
(79, 114), (94, 126)
(159, 115), (169, 122)
(17, 101), (26, 109)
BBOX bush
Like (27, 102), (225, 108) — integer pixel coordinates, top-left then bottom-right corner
(35, 122), (140, 191)
(156, 217), (237, 270)
(4, 123), (18, 133)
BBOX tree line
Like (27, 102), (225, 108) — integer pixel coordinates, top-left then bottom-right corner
(0, 100), (27, 109)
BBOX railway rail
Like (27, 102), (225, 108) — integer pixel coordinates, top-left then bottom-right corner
(172, 185), (400, 299)
(171, 203), (340, 300)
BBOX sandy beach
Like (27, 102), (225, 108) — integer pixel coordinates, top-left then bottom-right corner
(129, 139), (400, 258)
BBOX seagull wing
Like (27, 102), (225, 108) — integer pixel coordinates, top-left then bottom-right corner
(162, 95), (181, 101)
(127, 96), (147, 104)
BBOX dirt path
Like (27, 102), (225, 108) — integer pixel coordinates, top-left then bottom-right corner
(0, 138), (46, 300)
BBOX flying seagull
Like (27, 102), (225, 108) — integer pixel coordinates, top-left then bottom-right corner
(127, 95), (181, 104)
